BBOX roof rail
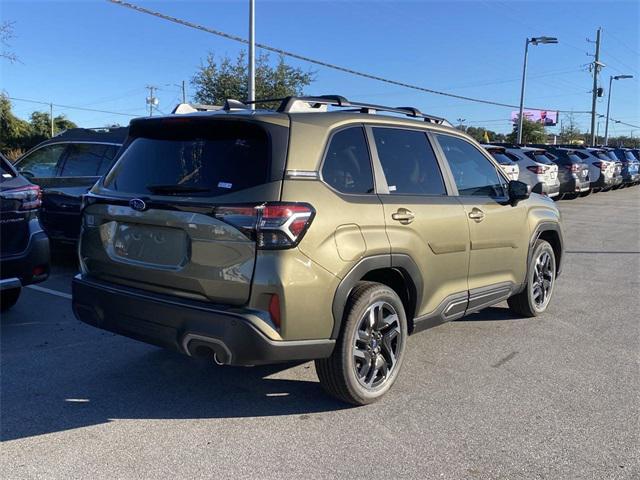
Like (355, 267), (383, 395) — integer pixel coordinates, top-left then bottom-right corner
(244, 95), (451, 125)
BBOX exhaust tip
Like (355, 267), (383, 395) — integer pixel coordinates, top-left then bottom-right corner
(182, 334), (232, 365)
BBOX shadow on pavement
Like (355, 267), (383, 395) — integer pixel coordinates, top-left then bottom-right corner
(457, 306), (526, 322)
(1, 332), (350, 441)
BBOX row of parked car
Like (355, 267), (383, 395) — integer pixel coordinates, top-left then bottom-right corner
(1, 122), (638, 313)
(483, 144), (640, 200)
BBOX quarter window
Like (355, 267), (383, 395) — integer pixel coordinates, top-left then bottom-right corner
(372, 128), (446, 195)
(436, 134), (506, 197)
(17, 144), (66, 178)
(322, 127), (374, 194)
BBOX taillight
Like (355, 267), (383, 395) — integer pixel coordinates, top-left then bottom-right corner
(593, 162), (608, 171)
(214, 202), (315, 249)
(2, 185), (42, 211)
(526, 165), (549, 175)
(567, 164), (580, 173)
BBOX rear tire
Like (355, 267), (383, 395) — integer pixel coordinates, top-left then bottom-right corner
(508, 240), (556, 317)
(315, 282), (408, 405)
(579, 190), (591, 197)
(1, 288), (21, 312)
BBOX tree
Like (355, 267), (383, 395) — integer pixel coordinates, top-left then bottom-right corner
(507, 117), (546, 144)
(192, 51), (315, 107)
(455, 124), (505, 143)
(1, 21), (18, 63)
(0, 95), (31, 151)
(0, 96), (78, 155)
(558, 113), (583, 144)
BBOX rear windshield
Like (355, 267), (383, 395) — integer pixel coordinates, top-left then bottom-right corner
(567, 154), (584, 164)
(592, 151), (610, 161)
(488, 151), (515, 165)
(1, 158), (17, 182)
(103, 121), (270, 197)
(525, 151), (554, 164)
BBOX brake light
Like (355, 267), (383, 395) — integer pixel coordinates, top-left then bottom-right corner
(526, 165), (549, 175)
(593, 162), (608, 171)
(214, 202), (315, 249)
(567, 164), (580, 173)
(2, 185), (41, 211)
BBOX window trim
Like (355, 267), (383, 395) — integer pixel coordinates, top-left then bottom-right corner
(432, 132), (510, 201)
(318, 123), (378, 197)
(364, 124), (453, 197)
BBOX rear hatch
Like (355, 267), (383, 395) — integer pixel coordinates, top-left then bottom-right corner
(80, 114), (290, 305)
(526, 150), (558, 182)
(566, 152), (590, 181)
(1, 158), (41, 257)
(485, 147), (519, 180)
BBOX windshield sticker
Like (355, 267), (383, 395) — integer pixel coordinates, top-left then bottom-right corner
(218, 182), (233, 189)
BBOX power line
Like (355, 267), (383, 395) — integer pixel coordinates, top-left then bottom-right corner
(6, 96), (140, 117)
(106, 0), (591, 114)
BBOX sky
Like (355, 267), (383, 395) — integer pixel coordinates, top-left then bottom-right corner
(1, 0), (639, 136)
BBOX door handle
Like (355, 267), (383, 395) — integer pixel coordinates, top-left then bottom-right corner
(468, 208), (485, 222)
(391, 208), (415, 224)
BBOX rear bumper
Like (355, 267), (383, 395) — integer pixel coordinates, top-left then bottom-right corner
(591, 174), (615, 189)
(72, 275), (335, 366)
(622, 173), (639, 183)
(0, 221), (50, 289)
(560, 178), (590, 194)
(534, 181), (560, 198)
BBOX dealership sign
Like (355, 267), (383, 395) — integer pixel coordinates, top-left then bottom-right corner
(511, 110), (558, 126)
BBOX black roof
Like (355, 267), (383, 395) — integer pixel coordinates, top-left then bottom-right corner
(38, 127), (128, 147)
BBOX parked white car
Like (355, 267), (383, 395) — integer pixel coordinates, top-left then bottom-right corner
(481, 145), (520, 181)
(496, 146), (560, 198)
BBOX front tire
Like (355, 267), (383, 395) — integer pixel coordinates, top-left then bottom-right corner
(315, 282), (408, 405)
(1, 287), (21, 312)
(508, 240), (556, 317)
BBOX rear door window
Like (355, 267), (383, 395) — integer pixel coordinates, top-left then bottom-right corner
(17, 144), (67, 177)
(435, 134), (506, 197)
(322, 127), (374, 194)
(372, 127), (446, 195)
(60, 144), (116, 177)
(104, 121), (270, 197)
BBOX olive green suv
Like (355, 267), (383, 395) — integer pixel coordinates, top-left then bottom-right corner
(72, 95), (563, 405)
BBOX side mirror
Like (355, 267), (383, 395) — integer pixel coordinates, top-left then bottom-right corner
(508, 180), (530, 205)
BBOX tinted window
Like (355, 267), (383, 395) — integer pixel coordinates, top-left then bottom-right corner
(568, 154), (583, 164)
(97, 145), (120, 175)
(436, 134), (506, 197)
(61, 144), (117, 176)
(322, 127), (374, 194)
(525, 151), (554, 164)
(487, 151), (515, 165)
(17, 144), (66, 177)
(104, 122), (269, 197)
(372, 128), (446, 195)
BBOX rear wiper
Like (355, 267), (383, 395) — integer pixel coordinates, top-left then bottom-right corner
(146, 184), (211, 195)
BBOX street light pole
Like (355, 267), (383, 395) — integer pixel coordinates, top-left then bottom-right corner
(604, 74), (633, 146)
(248, 0), (255, 110)
(517, 39), (529, 145)
(517, 36), (558, 145)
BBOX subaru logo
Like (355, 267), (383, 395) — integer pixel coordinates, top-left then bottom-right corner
(129, 198), (147, 212)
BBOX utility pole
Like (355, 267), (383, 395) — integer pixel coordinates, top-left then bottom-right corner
(181, 80), (186, 104)
(248, 0), (255, 109)
(146, 85), (158, 116)
(49, 103), (54, 137)
(589, 28), (603, 146)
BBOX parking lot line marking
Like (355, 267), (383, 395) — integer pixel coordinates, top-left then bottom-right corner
(26, 285), (72, 300)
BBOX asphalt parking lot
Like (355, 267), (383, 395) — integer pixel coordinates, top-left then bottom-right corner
(1, 187), (639, 479)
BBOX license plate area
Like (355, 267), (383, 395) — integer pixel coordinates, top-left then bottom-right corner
(109, 222), (189, 268)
